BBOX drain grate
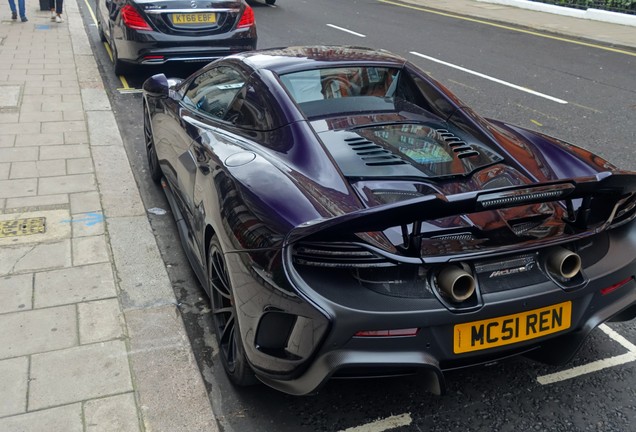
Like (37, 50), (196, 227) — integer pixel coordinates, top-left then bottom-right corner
(0, 217), (47, 238)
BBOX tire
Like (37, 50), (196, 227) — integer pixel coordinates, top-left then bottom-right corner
(208, 237), (257, 386)
(265, 0), (275, 4)
(143, 103), (162, 184)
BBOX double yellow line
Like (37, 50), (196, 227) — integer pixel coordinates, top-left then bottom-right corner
(83, 0), (134, 89)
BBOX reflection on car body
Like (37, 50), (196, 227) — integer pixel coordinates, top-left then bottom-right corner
(142, 46), (636, 396)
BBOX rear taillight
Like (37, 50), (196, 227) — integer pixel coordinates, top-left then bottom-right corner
(237, 4), (255, 28)
(600, 277), (633, 295)
(121, 5), (151, 31)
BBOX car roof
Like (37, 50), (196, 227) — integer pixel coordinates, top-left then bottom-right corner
(232, 46), (408, 75)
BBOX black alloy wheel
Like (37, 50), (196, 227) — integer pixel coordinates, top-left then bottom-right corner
(208, 237), (257, 386)
(143, 104), (162, 184)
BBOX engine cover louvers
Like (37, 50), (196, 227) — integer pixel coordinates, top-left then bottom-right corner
(318, 124), (503, 179)
(436, 129), (479, 159)
(345, 137), (407, 166)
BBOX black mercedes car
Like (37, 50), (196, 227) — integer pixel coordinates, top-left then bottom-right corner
(96, 0), (257, 75)
(142, 46), (636, 395)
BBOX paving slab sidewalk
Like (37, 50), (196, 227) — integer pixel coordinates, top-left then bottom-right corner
(0, 1), (217, 431)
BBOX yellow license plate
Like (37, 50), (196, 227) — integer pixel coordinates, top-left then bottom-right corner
(453, 301), (572, 354)
(171, 13), (216, 25)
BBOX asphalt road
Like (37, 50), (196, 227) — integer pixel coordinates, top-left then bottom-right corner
(78, 0), (636, 430)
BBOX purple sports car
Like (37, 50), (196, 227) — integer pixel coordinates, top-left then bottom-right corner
(142, 46), (636, 395)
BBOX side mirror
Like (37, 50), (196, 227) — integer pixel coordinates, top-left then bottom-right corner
(142, 74), (170, 99)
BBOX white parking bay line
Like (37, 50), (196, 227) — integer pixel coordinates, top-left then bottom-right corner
(327, 24), (366, 38)
(338, 413), (412, 432)
(537, 352), (636, 385)
(537, 324), (636, 385)
(409, 51), (568, 105)
(599, 323), (636, 352)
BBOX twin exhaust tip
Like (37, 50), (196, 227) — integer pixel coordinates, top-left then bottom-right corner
(437, 265), (476, 303)
(436, 247), (582, 304)
(546, 247), (582, 280)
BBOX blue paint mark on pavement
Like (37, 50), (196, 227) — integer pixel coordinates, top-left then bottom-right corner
(61, 212), (104, 227)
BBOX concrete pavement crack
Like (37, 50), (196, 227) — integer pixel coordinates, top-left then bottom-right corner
(8, 245), (37, 274)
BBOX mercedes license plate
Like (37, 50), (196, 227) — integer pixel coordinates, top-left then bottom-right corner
(171, 13), (216, 25)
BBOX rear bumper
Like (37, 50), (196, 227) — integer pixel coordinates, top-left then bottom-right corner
(114, 26), (256, 65)
(251, 223), (636, 395)
(257, 281), (636, 395)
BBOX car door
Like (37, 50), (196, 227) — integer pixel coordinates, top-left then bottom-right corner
(178, 64), (249, 261)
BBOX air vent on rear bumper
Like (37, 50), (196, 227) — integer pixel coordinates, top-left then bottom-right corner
(293, 242), (395, 268)
(291, 242), (436, 299)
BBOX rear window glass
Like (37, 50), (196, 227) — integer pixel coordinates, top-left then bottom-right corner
(279, 67), (399, 118)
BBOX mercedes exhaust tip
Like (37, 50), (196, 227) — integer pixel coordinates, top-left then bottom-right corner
(437, 265), (476, 303)
(547, 247), (581, 279)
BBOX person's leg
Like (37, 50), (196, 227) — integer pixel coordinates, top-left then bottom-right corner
(8, 0), (18, 18)
(17, 0), (26, 19)
(50, 0), (56, 19)
(55, 0), (64, 22)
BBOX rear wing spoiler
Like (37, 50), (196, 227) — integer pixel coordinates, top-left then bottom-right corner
(284, 172), (636, 249)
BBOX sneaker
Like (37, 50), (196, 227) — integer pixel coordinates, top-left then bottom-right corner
(11, 12), (17, 20)
(55, 15), (63, 23)
(20, 16), (28, 22)
(50, 14), (56, 21)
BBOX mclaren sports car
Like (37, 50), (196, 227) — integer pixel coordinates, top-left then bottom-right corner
(142, 46), (636, 395)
